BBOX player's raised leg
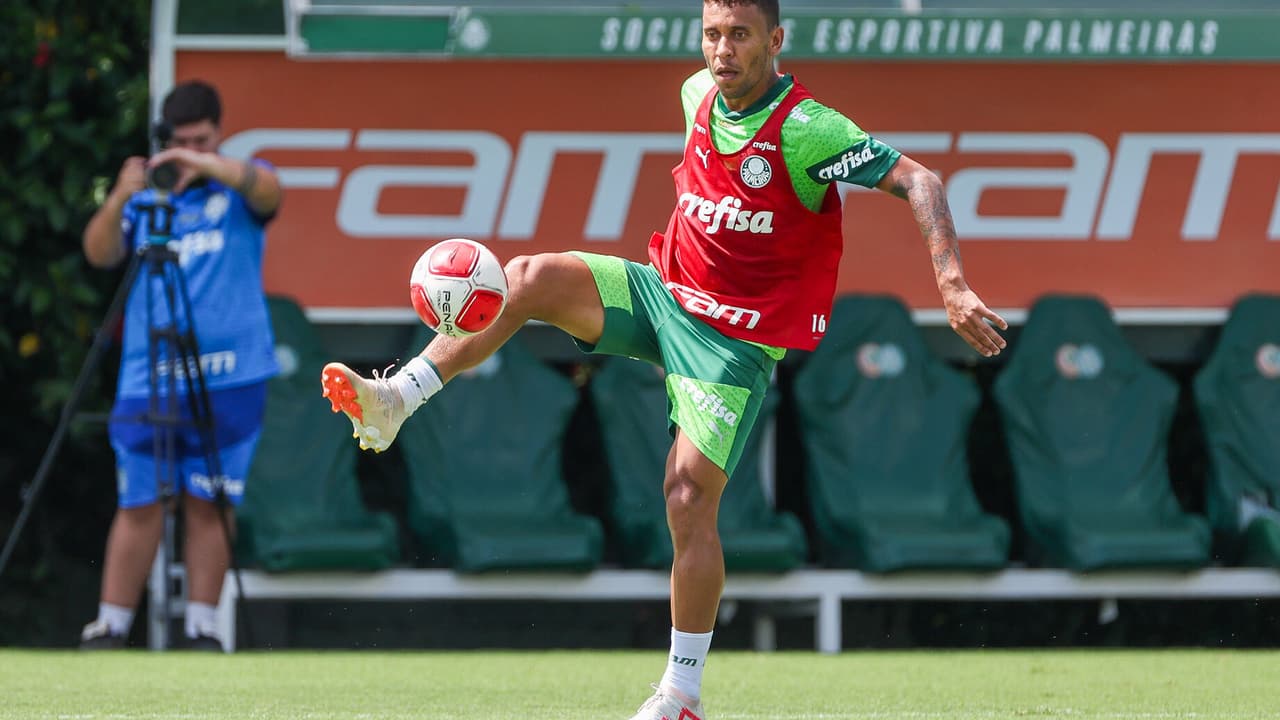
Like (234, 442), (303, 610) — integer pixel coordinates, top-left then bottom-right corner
(321, 251), (604, 452)
(420, 252), (605, 383)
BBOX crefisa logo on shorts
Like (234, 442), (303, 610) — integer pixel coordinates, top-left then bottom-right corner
(676, 376), (740, 427)
(856, 342), (906, 378)
(740, 154), (772, 188)
(1256, 343), (1280, 379)
(1055, 343), (1105, 379)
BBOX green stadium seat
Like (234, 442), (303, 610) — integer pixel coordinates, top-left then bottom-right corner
(589, 357), (807, 572)
(993, 295), (1211, 571)
(792, 295), (1010, 572)
(237, 296), (400, 572)
(397, 332), (603, 573)
(1193, 294), (1280, 567)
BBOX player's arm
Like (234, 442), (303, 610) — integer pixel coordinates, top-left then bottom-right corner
(876, 156), (1007, 356)
(790, 100), (1004, 355)
(146, 148), (283, 217)
(84, 156), (146, 269)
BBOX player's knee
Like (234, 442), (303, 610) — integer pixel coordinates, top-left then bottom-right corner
(502, 254), (549, 295)
(664, 469), (717, 543)
(504, 253), (578, 314)
(499, 254), (538, 313)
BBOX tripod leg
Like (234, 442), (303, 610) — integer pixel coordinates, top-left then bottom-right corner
(147, 507), (178, 650)
(144, 254), (184, 650)
(0, 251), (147, 583)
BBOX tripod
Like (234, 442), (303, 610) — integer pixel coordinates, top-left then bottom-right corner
(0, 188), (252, 650)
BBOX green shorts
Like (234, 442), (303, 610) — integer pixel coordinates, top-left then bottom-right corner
(570, 252), (777, 477)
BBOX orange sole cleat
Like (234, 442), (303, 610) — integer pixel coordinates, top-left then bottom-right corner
(319, 361), (406, 453)
(321, 364), (364, 422)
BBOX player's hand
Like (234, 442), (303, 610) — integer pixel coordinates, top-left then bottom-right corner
(147, 147), (217, 193)
(942, 287), (1008, 357)
(112, 156), (148, 200)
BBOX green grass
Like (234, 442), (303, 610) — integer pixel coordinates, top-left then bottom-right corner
(0, 649), (1275, 719)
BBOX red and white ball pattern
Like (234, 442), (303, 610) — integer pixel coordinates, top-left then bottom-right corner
(409, 238), (508, 337)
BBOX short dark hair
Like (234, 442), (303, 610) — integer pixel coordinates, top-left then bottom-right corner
(706, 0), (780, 29)
(161, 80), (222, 127)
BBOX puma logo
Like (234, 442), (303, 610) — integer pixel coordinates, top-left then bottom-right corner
(694, 145), (710, 169)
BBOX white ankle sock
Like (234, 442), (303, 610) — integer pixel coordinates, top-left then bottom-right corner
(389, 356), (443, 413)
(185, 602), (218, 639)
(99, 603), (134, 636)
(658, 628), (714, 701)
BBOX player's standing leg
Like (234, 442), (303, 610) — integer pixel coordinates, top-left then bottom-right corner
(321, 252), (605, 451)
(630, 431), (723, 720)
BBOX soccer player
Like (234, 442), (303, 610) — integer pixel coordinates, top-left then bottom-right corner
(322, 0), (1006, 717)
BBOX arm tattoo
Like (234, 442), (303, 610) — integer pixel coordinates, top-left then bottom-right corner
(893, 170), (960, 275)
(932, 248), (955, 274)
(237, 161), (259, 197)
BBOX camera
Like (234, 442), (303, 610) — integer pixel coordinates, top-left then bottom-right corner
(147, 119), (180, 192)
(147, 161), (181, 192)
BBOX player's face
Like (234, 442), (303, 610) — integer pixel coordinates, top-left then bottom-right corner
(167, 119), (221, 153)
(701, 2), (783, 112)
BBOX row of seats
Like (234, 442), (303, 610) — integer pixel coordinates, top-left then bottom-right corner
(236, 294), (1280, 575)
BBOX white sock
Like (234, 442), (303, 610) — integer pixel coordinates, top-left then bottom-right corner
(99, 602), (134, 636)
(388, 356), (443, 413)
(185, 601), (218, 639)
(658, 628), (714, 701)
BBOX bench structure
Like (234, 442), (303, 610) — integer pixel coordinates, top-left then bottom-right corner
(212, 567), (1280, 653)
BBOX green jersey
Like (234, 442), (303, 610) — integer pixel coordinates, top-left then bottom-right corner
(680, 69), (901, 212)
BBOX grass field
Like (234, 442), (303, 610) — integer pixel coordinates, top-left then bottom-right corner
(1, 649), (1275, 719)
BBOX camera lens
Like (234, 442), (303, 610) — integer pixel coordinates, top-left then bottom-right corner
(147, 161), (180, 192)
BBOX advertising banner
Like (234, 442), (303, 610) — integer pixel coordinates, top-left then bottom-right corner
(293, 8), (1280, 62)
(177, 51), (1280, 313)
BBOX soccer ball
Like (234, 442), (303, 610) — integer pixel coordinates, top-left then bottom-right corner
(409, 238), (508, 337)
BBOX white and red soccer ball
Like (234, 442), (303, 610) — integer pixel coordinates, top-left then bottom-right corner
(409, 239), (508, 337)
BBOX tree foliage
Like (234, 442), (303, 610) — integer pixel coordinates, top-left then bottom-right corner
(0, 0), (150, 645)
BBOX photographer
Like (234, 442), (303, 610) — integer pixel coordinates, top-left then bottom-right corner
(79, 80), (281, 649)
